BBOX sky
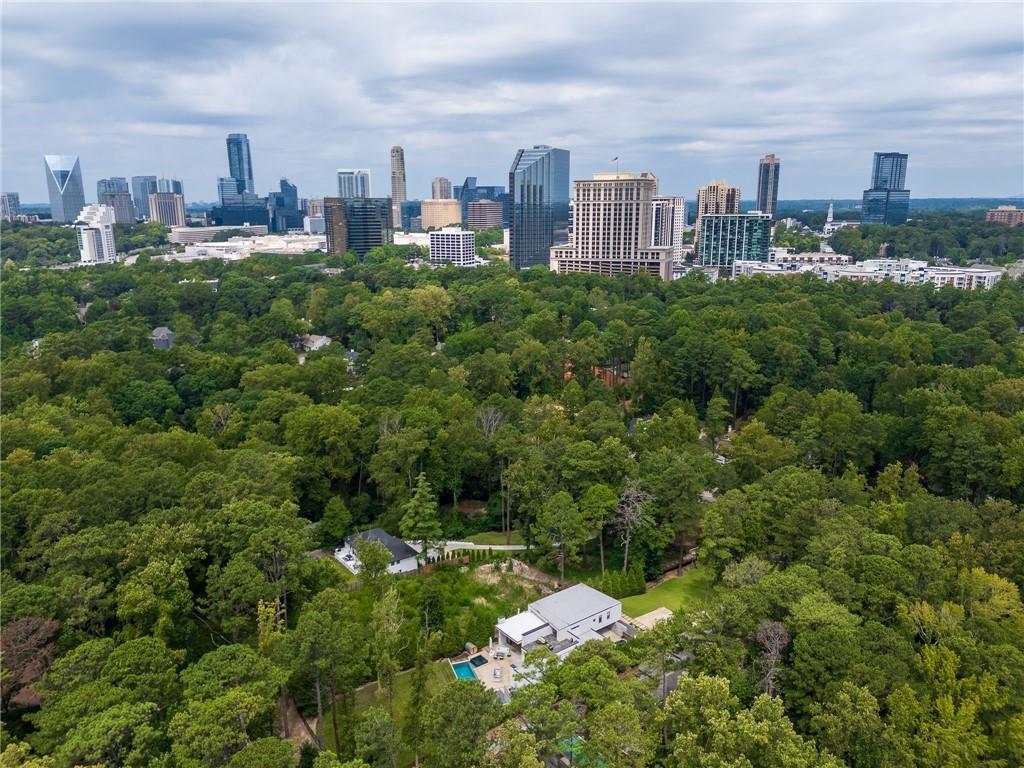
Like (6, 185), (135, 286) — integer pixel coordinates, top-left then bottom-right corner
(3, 1), (1022, 204)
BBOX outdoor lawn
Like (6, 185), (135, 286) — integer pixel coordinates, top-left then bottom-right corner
(621, 565), (714, 617)
(464, 529), (525, 546)
(324, 660), (454, 766)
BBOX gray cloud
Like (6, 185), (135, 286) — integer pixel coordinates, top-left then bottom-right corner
(2, 1), (1021, 203)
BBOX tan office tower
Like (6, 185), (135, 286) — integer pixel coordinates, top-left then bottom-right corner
(148, 192), (185, 227)
(432, 176), (452, 199)
(694, 179), (740, 248)
(420, 198), (462, 229)
(390, 145), (406, 228)
(549, 172), (672, 280)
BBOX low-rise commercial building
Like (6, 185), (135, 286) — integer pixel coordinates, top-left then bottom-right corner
(986, 205), (1024, 226)
(169, 224), (269, 244)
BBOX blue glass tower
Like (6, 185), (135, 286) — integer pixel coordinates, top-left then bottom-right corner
(508, 145), (570, 270)
(226, 133), (255, 194)
(862, 152), (910, 225)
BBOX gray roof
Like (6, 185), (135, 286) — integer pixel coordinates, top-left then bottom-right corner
(347, 527), (417, 563)
(151, 326), (174, 337)
(529, 584), (619, 630)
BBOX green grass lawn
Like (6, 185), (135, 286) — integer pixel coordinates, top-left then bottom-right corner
(463, 529), (525, 546)
(324, 660), (453, 766)
(621, 565), (714, 617)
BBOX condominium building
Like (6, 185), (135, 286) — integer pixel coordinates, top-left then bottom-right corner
(694, 179), (740, 249)
(756, 154), (781, 218)
(390, 146), (407, 228)
(509, 145), (570, 269)
(466, 200), (504, 230)
(861, 152), (910, 225)
(817, 259), (1001, 290)
(420, 198), (463, 229)
(651, 195), (686, 261)
(131, 176), (158, 219)
(44, 155), (86, 222)
(986, 205), (1024, 226)
(148, 192), (186, 227)
(428, 228), (478, 266)
(323, 197), (393, 257)
(697, 212), (772, 268)
(432, 177), (452, 199)
(1, 192), (21, 220)
(549, 172), (672, 280)
(75, 204), (117, 264)
(337, 170), (371, 198)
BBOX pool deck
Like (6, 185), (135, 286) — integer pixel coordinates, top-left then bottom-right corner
(448, 648), (521, 693)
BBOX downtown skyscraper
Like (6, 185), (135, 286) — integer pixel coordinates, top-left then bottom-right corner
(756, 154), (781, 218)
(131, 176), (157, 219)
(226, 133), (255, 194)
(508, 145), (570, 270)
(694, 179), (740, 249)
(862, 152), (910, 225)
(390, 145), (407, 228)
(96, 177), (135, 223)
(43, 154), (86, 223)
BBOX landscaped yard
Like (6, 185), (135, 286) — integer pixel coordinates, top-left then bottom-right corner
(621, 565), (714, 617)
(324, 660), (454, 766)
(464, 529), (525, 546)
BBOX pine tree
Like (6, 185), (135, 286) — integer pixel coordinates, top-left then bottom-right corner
(399, 474), (444, 566)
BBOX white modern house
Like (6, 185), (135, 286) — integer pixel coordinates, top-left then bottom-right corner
(495, 584), (624, 659)
(334, 528), (419, 575)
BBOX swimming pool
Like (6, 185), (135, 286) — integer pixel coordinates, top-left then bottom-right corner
(451, 661), (478, 680)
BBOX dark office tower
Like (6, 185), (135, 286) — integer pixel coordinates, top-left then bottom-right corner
(131, 176), (158, 219)
(756, 154), (781, 218)
(268, 178), (302, 232)
(324, 197), (393, 258)
(43, 155), (86, 222)
(226, 133), (255, 194)
(862, 152), (910, 225)
(508, 145), (570, 270)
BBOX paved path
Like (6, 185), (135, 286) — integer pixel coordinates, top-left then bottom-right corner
(439, 540), (528, 552)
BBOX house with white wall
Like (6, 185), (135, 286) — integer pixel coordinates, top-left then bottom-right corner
(334, 528), (419, 575)
(495, 584), (623, 658)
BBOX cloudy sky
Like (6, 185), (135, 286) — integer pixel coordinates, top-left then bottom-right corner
(3, 1), (1022, 204)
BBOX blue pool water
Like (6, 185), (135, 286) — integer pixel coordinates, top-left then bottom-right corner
(452, 661), (477, 680)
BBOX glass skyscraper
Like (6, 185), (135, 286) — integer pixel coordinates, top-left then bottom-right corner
(756, 154), (780, 217)
(862, 152), (910, 225)
(508, 145), (570, 270)
(226, 133), (255, 194)
(324, 197), (393, 257)
(44, 155), (86, 223)
(131, 176), (157, 219)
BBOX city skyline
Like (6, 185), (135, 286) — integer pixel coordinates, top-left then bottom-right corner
(3, 3), (1021, 203)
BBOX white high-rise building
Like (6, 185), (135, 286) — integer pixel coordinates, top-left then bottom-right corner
(651, 195), (686, 261)
(75, 204), (117, 264)
(549, 172), (672, 280)
(390, 146), (407, 228)
(337, 169), (370, 198)
(429, 227), (477, 267)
